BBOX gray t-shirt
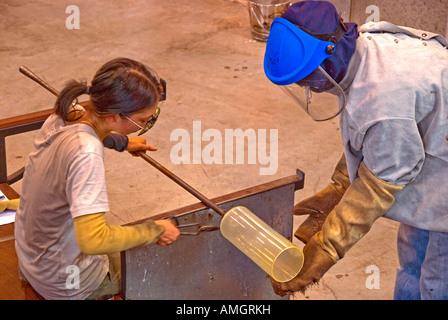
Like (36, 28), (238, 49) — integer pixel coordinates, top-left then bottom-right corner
(15, 114), (110, 299)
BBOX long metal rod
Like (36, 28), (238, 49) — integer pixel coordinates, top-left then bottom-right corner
(138, 152), (226, 216)
(18, 65), (226, 217)
(19, 66), (60, 97)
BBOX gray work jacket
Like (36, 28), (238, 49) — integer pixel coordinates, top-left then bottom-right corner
(338, 21), (448, 232)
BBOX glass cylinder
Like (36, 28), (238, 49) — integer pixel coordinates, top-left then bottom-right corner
(220, 206), (303, 282)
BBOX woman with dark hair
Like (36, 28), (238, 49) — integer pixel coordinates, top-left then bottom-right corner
(14, 57), (179, 300)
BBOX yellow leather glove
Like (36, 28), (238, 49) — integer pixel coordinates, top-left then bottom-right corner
(272, 162), (403, 296)
(0, 199), (20, 212)
(73, 213), (165, 255)
(272, 236), (335, 296)
(293, 154), (350, 243)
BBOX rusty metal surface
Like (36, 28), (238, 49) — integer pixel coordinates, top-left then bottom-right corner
(121, 171), (304, 300)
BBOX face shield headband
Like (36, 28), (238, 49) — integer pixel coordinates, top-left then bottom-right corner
(264, 17), (348, 121)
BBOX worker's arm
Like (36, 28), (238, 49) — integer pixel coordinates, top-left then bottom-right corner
(73, 212), (179, 255)
(272, 161), (403, 296)
(292, 154), (350, 243)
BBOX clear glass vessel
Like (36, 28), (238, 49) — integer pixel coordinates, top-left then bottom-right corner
(220, 206), (304, 282)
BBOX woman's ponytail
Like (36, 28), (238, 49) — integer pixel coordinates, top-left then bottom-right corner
(54, 80), (88, 121)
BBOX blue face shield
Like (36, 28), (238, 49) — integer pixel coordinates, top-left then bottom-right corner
(264, 17), (348, 121)
(264, 17), (337, 85)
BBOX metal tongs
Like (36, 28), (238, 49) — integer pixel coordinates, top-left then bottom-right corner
(166, 215), (220, 236)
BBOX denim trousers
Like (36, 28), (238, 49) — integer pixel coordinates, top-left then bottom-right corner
(394, 223), (448, 300)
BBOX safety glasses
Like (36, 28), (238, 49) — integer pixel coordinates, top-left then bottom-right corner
(121, 77), (165, 135)
(124, 107), (160, 136)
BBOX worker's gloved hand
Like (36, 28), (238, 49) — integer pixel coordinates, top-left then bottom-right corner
(271, 236), (336, 296)
(293, 154), (350, 243)
(0, 199), (20, 212)
(272, 162), (403, 296)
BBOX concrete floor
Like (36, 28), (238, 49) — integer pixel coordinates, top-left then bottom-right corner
(1, 0), (400, 299)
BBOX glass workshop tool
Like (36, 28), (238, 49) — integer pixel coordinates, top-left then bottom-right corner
(165, 215), (220, 236)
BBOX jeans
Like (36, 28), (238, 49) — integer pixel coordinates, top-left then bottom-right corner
(394, 223), (448, 300)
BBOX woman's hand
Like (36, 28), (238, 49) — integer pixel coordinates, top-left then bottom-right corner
(126, 136), (158, 156)
(154, 219), (181, 246)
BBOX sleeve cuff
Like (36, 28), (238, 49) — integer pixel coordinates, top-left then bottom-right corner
(103, 133), (129, 152)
